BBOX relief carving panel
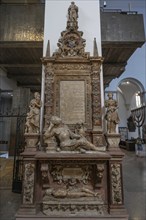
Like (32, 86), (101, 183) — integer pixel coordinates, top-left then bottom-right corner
(23, 162), (35, 204)
(111, 163), (122, 204)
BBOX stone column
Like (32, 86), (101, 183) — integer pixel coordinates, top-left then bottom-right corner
(17, 158), (37, 215)
(108, 158), (127, 215)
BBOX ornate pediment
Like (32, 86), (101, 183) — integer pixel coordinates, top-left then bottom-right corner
(53, 2), (88, 58)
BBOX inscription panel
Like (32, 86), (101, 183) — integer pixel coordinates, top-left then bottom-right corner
(60, 81), (85, 124)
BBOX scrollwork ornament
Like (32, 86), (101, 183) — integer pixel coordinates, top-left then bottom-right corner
(54, 64), (91, 71)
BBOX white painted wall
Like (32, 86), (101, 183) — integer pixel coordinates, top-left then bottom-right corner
(118, 91), (139, 139)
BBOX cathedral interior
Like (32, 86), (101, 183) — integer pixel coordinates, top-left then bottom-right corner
(0, 1), (146, 220)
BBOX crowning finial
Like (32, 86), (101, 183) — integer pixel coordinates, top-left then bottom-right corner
(67, 1), (78, 30)
(53, 2), (88, 58)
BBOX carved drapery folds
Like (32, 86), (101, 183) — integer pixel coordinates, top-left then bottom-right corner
(23, 162), (35, 204)
(53, 2), (88, 58)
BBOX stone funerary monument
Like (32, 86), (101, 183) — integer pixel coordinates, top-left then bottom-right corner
(16, 2), (128, 220)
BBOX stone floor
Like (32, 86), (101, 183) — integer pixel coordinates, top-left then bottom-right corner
(0, 150), (146, 220)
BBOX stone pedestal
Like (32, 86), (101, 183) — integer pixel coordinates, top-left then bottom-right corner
(105, 134), (121, 152)
(24, 133), (39, 152)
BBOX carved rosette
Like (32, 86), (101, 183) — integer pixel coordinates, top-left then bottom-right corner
(110, 163), (122, 205)
(91, 62), (102, 128)
(23, 162), (35, 205)
(44, 63), (54, 129)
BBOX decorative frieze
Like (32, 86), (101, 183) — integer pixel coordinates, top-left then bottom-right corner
(42, 202), (107, 216)
(44, 63), (54, 129)
(91, 63), (102, 127)
(54, 63), (91, 71)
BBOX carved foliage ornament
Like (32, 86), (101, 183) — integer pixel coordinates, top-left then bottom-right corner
(44, 64), (54, 128)
(91, 64), (102, 126)
(23, 162), (35, 204)
(111, 163), (122, 204)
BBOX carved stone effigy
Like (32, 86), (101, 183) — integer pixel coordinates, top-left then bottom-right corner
(16, 2), (128, 220)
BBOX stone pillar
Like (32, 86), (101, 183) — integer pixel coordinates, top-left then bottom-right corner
(108, 157), (127, 215)
(106, 133), (128, 215)
(16, 158), (37, 215)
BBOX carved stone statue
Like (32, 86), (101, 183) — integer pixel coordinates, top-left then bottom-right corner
(25, 92), (41, 134)
(53, 1), (87, 58)
(44, 187), (101, 199)
(68, 1), (78, 22)
(105, 93), (120, 134)
(44, 116), (103, 152)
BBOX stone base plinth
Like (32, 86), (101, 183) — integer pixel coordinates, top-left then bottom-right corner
(17, 151), (128, 220)
(105, 134), (121, 151)
(24, 133), (39, 151)
(16, 213), (128, 220)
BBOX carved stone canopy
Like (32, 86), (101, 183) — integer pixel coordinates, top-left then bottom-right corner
(53, 2), (88, 58)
